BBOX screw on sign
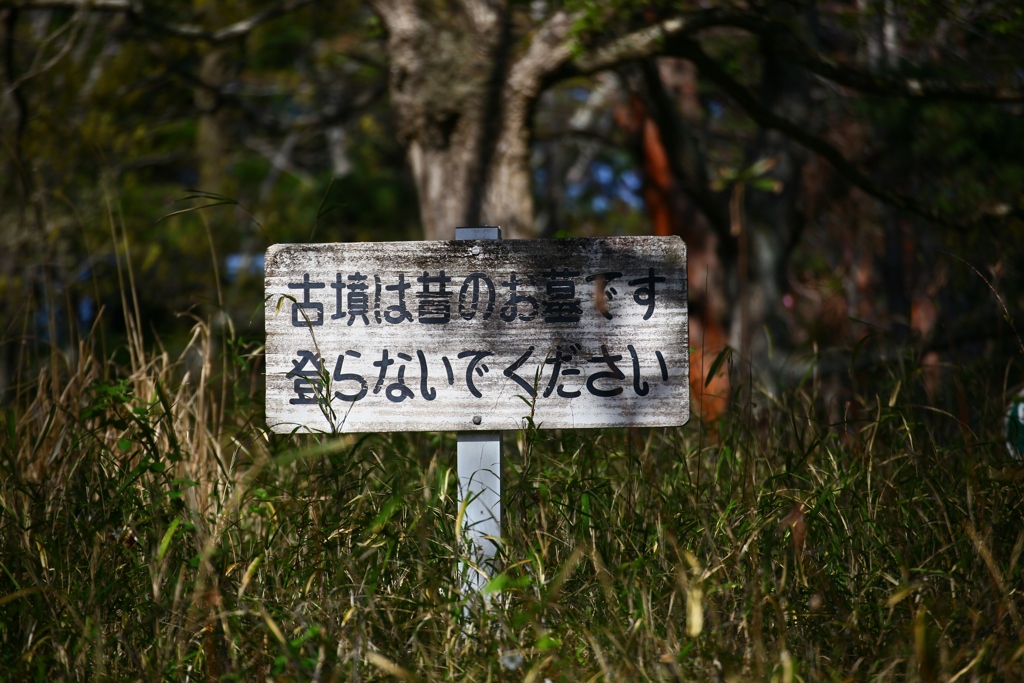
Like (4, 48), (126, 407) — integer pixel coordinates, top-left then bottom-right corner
(265, 231), (689, 591)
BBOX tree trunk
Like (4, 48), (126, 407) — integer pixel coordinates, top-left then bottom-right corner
(373, 1), (573, 240)
(195, 49), (228, 194)
(479, 14), (573, 239)
(733, 35), (811, 380)
(377, 0), (504, 239)
(636, 37), (809, 384)
(618, 66), (732, 421)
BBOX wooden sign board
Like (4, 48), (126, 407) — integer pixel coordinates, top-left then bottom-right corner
(265, 236), (688, 433)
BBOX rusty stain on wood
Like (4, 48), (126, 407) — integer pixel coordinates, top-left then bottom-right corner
(265, 236), (688, 433)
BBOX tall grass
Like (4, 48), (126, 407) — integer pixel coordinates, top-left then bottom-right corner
(1, 302), (1023, 681)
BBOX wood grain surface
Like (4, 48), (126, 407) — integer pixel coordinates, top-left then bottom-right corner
(265, 236), (688, 433)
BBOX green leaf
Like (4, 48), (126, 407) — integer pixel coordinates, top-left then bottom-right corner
(750, 177), (783, 193)
(366, 496), (403, 536)
(4, 408), (16, 452)
(704, 345), (733, 388)
(158, 518), (181, 561)
(536, 633), (562, 651)
(483, 573), (513, 594)
(747, 156), (778, 177)
(483, 572), (532, 594)
(117, 438), (132, 452)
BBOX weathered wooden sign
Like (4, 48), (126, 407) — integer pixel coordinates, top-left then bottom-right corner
(265, 236), (688, 433)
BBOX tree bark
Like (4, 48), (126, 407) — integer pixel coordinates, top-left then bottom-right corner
(195, 48), (228, 194)
(737, 38), (810, 377)
(479, 13), (573, 239)
(373, 1), (578, 240)
(374, 0), (505, 239)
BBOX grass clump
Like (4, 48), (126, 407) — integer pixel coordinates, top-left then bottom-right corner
(1, 317), (1022, 682)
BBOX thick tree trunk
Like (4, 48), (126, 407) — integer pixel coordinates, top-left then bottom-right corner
(374, 1), (573, 240)
(648, 39), (809, 384)
(737, 40), (810, 378)
(479, 14), (572, 239)
(377, 0), (506, 239)
(620, 59), (734, 419)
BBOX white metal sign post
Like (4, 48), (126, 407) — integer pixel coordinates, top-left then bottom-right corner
(264, 233), (689, 589)
(454, 226), (502, 590)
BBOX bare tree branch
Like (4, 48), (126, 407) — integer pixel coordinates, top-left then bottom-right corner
(0, 0), (318, 43)
(455, 0), (500, 35)
(1, 0), (129, 8)
(367, 0), (420, 36)
(673, 38), (1020, 229)
(544, 8), (752, 85)
(680, 11), (1024, 103)
(571, 16), (687, 74)
(507, 11), (574, 102)
(164, 54), (386, 135)
(2, 5), (85, 97)
(211, 0), (316, 42)
(755, 20), (1024, 103)
(550, 8), (1024, 102)
(796, 52), (1023, 103)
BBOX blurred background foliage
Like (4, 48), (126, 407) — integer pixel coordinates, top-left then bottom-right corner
(1, 0), (1023, 407)
(2, 0), (1024, 385)
(2, 0), (416, 369)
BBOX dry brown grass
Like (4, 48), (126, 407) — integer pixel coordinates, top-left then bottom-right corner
(1, 305), (1023, 681)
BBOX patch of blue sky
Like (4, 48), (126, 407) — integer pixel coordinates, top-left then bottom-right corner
(569, 87), (590, 101)
(617, 184), (643, 209)
(225, 253), (265, 282)
(620, 169), (642, 191)
(79, 296), (95, 325)
(592, 161), (615, 185)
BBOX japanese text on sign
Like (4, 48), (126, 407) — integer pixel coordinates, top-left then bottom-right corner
(265, 237), (688, 433)
(285, 268), (666, 327)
